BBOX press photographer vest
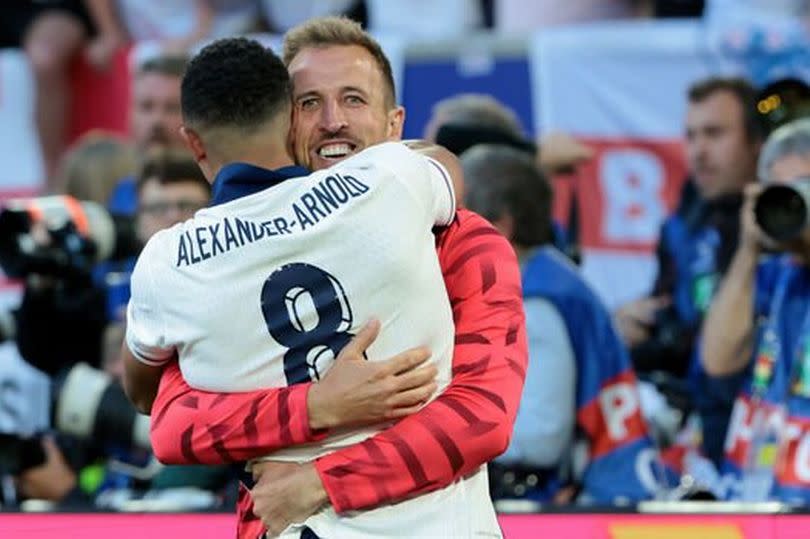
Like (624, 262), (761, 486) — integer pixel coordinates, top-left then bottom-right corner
(522, 247), (678, 502)
(722, 257), (810, 504)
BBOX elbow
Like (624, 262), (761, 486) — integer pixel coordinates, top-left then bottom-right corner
(699, 336), (744, 378)
(123, 378), (153, 416)
(150, 438), (180, 465)
(484, 420), (514, 461)
(132, 398), (153, 416)
(149, 423), (183, 464)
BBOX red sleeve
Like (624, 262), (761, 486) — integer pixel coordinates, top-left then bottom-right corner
(149, 362), (327, 464)
(314, 209), (528, 513)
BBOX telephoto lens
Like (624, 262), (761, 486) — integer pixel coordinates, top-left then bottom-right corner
(754, 179), (810, 242)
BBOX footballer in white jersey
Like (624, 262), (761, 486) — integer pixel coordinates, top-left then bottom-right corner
(126, 142), (456, 460)
(124, 144), (503, 539)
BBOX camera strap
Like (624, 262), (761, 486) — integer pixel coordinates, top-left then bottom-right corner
(750, 266), (798, 402)
(788, 285), (810, 399)
(739, 267), (796, 498)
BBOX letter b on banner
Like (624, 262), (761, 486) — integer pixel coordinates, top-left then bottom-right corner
(600, 148), (666, 244)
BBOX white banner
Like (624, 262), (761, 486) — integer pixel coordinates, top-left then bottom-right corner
(530, 20), (753, 309)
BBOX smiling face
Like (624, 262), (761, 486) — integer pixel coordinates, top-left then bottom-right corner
(287, 44), (404, 171)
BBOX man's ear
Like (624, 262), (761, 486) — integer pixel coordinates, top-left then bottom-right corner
(180, 125), (207, 162)
(387, 106), (405, 140)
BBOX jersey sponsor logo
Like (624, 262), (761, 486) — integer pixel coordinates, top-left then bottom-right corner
(176, 173), (371, 267)
(578, 370), (647, 458)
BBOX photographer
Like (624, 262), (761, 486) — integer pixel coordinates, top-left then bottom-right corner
(616, 77), (763, 376)
(702, 118), (810, 502)
(1, 150), (219, 508)
(613, 78), (765, 464)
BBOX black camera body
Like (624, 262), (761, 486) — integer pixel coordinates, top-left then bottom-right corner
(0, 432), (46, 476)
(754, 178), (810, 243)
(631, 305), (696, 380)
(0, 196), (140, 281)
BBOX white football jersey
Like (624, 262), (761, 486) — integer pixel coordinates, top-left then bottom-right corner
(126, 142), (456, 457)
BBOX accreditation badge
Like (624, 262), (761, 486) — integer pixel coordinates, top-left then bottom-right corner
(791, 339), (810, 398)
(752, 338), (777, 397)
(692, 272), (718, 313)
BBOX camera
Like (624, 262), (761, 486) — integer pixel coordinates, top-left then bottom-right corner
(53, 363), (151, 452)
(754, 178), (810, 242)
(631, 305), (695, 379)
(0, 433), (46, 476)
(757, 78), (810, 135)
(0, 195), (139, 280)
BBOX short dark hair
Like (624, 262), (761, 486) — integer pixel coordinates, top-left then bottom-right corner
(181, 38), (291, 132)
(283, 17), (396, 108)
(137, 54), (189, 79)
(136, 149), (210, 195)
(462, 144), (553, 248)
(688, 76), (765, 142)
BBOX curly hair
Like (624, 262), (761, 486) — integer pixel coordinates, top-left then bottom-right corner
(181, 37), (291, 132)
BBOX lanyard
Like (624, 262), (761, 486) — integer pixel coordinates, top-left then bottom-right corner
(789, 291), (810, 399)
(750, 263), (795, 401)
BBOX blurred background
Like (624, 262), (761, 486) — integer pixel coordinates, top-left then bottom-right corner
(2, 1), (810, 537)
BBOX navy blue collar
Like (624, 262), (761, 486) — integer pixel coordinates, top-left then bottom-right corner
(209, 162), (310, 206)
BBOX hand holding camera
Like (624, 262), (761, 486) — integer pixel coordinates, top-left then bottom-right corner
(754, 178), (810, 241)
(751, 177), (810, 255)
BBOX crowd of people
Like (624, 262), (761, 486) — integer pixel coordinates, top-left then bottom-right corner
(2, 1), (810, 538)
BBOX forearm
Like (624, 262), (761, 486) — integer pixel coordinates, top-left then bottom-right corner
(315, 329), (526, 512)
(315, 212), (527, 512)
(701, 245), (759, 376)
(83, 0), (128, 40)
(149, 362), (326, 464)
(121, 342), (165, 414)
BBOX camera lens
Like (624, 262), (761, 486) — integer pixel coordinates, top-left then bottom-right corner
(754, 184), (808, 242)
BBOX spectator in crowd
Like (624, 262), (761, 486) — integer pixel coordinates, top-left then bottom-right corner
(463, 143), (672, 504)
(613, 77), (764, 464)
(132, 149), (210, 245)
(59, 131), (137, 206)
(494, 0), (650, 34)
(108, 54), (189, 216)
(423, 92), (592, 264)
(423, 93), (525, 148)
(365, 0), (483, 38)
(259, 0), (366, 33)
(99, 149), (231, 505)
(11, 150), (216, 509)
(702, 118), (810, 503)
(0, 1), (125, 190)
(135, 17), (526, 538)
(106, 1), (259, 56)
(424, 93), (594, 175)
(99, 148), (212, 322)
